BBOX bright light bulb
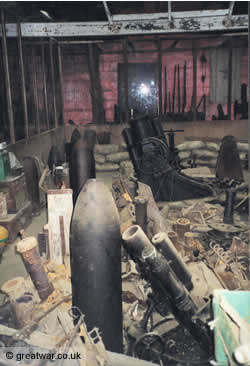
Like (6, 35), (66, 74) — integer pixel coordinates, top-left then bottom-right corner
(139, 83), (150, 96)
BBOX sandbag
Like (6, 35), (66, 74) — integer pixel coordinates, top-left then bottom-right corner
(95, 154), (106, 164)
(196, 158), (217, 168)
(177, 141), (205, 151)
(192, 149), (218, 160)
(96, 163), (120, 172)
(178, 151), (191, 160)
(205, 142), (220, 152)
(240, 152), (248, 160)
(106, 152), (130, 163)
(95, 144), (119, 155)
(237, 142), (249, 153)
(120, 161), (135, 177)
(119, 143), (128, 152)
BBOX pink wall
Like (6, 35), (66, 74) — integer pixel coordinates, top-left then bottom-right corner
(63, 54), (92, 124)
(61, 37), (248, 125)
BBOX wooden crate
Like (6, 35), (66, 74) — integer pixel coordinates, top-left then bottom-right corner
(0, 174), (28, 214)
(0, 201), (32, 243)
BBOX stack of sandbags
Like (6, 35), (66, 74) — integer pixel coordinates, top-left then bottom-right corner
(237, 143), (249, 168)
(177, 141), (219, 168)
(177, 140), (248, 169)
(94, 144), (134, 176)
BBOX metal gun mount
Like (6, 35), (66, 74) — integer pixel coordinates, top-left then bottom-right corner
(123, 115), (213, 201)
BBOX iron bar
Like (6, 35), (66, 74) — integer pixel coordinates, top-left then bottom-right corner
(41, 44), (49, 130)
(1, 9), (15, 144)
(49, 39), (58, 128)
(123, 38), (129, 123)
(158, 39), (162, 120)
(57, 44), (65, 125)
(103, 1), (113, 25)
(227, 39), (233, 120)
(31, 46), (40, 134)
(17, 21), (29, 139)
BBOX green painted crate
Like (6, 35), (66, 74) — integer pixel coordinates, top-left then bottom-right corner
(212, 289), (250, 366)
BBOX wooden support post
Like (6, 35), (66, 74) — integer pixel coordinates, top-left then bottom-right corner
(31, 46), (40, 134)
(49, 39), (58, 128)
(1, 9), (15, 144)
(87, 43), (105, 124)
(227, 40), (233, 120)
(17, 22), (29, 139)
(57, 44), (65, 125)
(158, 39), (162, 120)
(41, 44), (49, 130)
(191, 42), (197, 120)
(123, 38), (129, 123)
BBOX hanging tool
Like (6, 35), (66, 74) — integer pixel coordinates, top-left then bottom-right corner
(241, 83), (248, 119)
(196, 94), (206, 120)
(177, 64), (181, 113)
(233, 84), (248, 120)
(182, 61), (187, 114)
(234, 100), (240, 120)
(168, 91), (171, 114)
(217, 104), (227, 120)
(164, 66), (167, 115)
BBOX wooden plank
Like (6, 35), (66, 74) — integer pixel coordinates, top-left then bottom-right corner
(47, 189), (73, 267)
(17, 22), (29, 139)
(2, 14), (247, 37)
(123, 38), (129, 123)
(57, 44), (65, 125)
(1, 9), (15, 144)
(49, 39), (58, 128)
(41, 44), (49, 130)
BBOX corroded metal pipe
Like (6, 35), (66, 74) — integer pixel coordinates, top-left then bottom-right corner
(152, 232), (193, 291)
(141, 247), (196, 314)
(122, 225), (154, 258)
(16, 237), (54, 301)
(223, 189), (236, 224)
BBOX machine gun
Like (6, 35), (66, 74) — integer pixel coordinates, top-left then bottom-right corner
(123, 115), (213, 201)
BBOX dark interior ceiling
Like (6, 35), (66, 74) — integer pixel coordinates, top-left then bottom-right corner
(0, 1), (248, 22)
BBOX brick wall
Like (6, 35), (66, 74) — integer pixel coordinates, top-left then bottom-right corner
(61, 37), (248, 125)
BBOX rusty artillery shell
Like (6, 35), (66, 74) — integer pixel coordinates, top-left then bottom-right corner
(16, 237), (54, 301)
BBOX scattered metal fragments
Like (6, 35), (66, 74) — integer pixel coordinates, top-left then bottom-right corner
(113, 170), (249, 364)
